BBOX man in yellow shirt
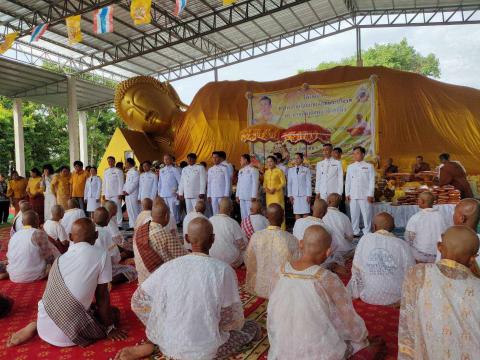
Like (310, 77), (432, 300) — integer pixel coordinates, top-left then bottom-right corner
(70, 161), (89, 213)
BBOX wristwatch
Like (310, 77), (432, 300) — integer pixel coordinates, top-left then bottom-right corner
(106, 324), (116, 335)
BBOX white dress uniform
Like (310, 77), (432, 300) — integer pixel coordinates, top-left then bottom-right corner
(207, 165), (231, 215)
(41, 175), (56, 221)
(315, 158), (344, 199)
(158, 165), (182, 223)
(287, 165), (312, 215)
(84, 175), (102, 212)
(345, 161), (375, 236)
(102, 167), (125, 226)
(221, 160), (234, 193)
(137, 171), (158, 202)
(123, 168), (140, 228)
(178, 164), (207, 213)
(236, 165), (260, 219)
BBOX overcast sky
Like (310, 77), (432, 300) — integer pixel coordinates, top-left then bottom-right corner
(171, 25), (480, 104)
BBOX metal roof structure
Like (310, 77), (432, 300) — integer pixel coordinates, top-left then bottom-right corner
(1, 0), (480, 109)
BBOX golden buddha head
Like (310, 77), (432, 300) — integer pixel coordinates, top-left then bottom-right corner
(114, 76), (187, 137)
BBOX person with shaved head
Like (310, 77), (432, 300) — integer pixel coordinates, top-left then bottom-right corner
(43, 205), (69, 253)
(323, 193), (355, 256)
(245, 203), (300, 298)
(268, 225), (383, 359)
(349, 212), (415, 305)
(133, 197), (187, 284)
(60, 199), (86, 236)
(134, 198), (153, 230)
(240, 200), (269, 241)
(405, 191), (449, 263)
(116, 217), (260, 360)
(209, 198), (247, 267)
(7, 217), (127, 348)
(182, 199), (208, 250)
(10, 200), (32, 236)
(399, 226), (480, 359)
(104, 200), (132, 252)
(6, 210), (59, 283)
(292, 198), (330, 241)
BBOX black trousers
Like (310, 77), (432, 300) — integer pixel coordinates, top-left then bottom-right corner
(0, 201), (9, 223)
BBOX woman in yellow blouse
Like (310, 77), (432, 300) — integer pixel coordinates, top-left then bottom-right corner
(27, 168), (44, 223)
(6, 170), (28, 214)
(51, 166), (71, 209)
(263, 155), (286, 229)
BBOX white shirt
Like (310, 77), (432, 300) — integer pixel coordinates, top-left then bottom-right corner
(138, 171), (158, 201)
(249, 214), (269, 232)
(236, 165), (259, 200)
(37, 242), (112, 347)
(348, 230), (415, 305)
(405, 208), (449, 259)
(141, 254), (242, 360)
(315, 158), (343, 198)
(182, 211), (208, 250)
(207, 165), (230, 198)
(178, 164), (207, 198)
(84, 176), (101, 200)
(221, 160), (234, 193)
(60, 208), (86, 235)
(158, 166), (181, 198)
(323, 207), (354, 253)
(102, 167), (124, 198)
(287, 165), (312, 197)
(345, 161), (375, 200)
(95, 225), (121, 265)
(209, 214), (247, 267)
(123, 168), (140, 197)
(43, 220), (68, 243)
(292, 216), (331, 241)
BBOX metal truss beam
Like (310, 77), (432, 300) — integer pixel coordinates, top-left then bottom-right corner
(153, 5), (480, 82)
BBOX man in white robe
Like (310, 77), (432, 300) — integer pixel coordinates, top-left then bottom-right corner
(405, 191), (449, 263)
(349, 213), (415, 306)
(102, 156), (125, 227)
(137, 161), (158, 202)
(315, 143), (343, 200)
(178, 153), (207, 214)
(104, 201), (132, 252)
(60, 199), (86, 236)
(158, 154), (181, 223)
(6, 211), (59, 283)
(288, 152), (312, 219)
(268, 225), (383, 359)
(241, 200), (269, 242)
(323, 193), (355, 258)
(43, 205), (68, 250)
(207, 152), (231, 216)
(182, 199), (208, 251)
(123, 158), (140, 229)
(399, 226), (480, 359)
(209, 198), (247, 268)
(115, 217), (260, 360)
(235, 154), (259, 220)
(246, 204), (300, 299)
(10, 200), (32, 236)
(134, 198), (153, 230)
(292, 198), (331, 241)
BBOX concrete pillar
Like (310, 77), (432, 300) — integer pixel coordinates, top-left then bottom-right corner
(12, 98), (25, 177)
(78, 111), (88, 165)
(67, 76), (80, 166)
(356, 27), (363, 67)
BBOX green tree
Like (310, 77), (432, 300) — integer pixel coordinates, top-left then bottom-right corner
(301, 38), (441, 78)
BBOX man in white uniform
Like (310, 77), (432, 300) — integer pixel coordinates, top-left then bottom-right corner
(218, 151), (234, 191)
(349, 213), (415, 306)
(274, 152), (288, 178)
(345, 146), (375, 236)
(114, 217), (260, 360)
(241, 200), (269, 242)
(236, 154), (259, 220)
(315, 143), (343, 200)
(288, 152), (312, 219)
(137, 161), (158, 202)
(207, 152), (231, 216)
(123, 158), (140, 229)
(178, 153), (207, 214)
(158, 154), (181, 223)
(102, 156), (125, 227)
(6, 218), (127, 348)
(209, 198), (247, 268)
(6, 211), (59, 283)
(323, 193), (355, 258)
(405, 191), (448, 263)
(60, 199), (86, 236)
(182, 199), (208, 250)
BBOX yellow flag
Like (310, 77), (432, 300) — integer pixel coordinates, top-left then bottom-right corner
(223, 0), (236, 5)
(130, 0), (152, 25)
(66, 15), (82, 45)
(0, 32), (18, 54)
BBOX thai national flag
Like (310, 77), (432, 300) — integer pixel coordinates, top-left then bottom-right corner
(175, 0), (187, 17)
(93, 5), (114, 34)
(30, 23), (48, 43)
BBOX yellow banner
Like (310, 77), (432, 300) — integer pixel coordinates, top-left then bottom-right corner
(247, 78), (377, 165)
(0, 32), (18, 54)
(66, 15), (82, 45)
(130, 0), (152, 25)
